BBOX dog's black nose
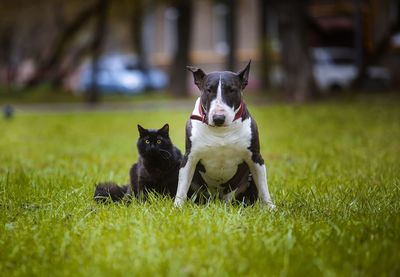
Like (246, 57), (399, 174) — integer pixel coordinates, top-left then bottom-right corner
(212, 114), (225, 126)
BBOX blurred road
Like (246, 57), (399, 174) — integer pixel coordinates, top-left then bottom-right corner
(5, 100), (196, 114)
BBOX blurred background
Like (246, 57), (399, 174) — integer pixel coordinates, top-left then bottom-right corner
(0, 0), (399, 104)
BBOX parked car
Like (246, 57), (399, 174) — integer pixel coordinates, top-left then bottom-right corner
(392, 32), (400, 47)
(312, 47), (390, 91)
(78, 54), (168, 94)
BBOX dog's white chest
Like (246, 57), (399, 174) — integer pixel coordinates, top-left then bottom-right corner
(190, 118), (252, 188)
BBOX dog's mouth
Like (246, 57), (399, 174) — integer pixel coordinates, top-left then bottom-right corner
(211, 114), (226, 127)
(210, 122), (230, 128)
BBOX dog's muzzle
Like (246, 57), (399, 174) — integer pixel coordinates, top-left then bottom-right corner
(212, 114), (226, 126)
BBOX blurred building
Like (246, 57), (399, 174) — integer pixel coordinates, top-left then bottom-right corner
(1, 0), (400, 91)
(141, 0), (261, 73)
(132, 0), (399, 88)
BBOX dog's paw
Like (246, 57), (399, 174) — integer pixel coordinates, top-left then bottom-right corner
(174, 197), (185, 208)
(267, 203), (276, 211)
(261, 200), (276, 211)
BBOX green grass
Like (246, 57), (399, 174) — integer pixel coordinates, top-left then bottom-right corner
(0, 94), (399, 276)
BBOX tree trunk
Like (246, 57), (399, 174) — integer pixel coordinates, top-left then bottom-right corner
(352, 0), (400, 89)
(225, 0), (237, 71)
(131, 0), (147, 68)
(169, 0), (193, 97)
(352, 0), (366, 89)
(0, 24), (15, 88)
(277, 0), (316, 102)
(258, 0), (270, 90)
(51, 43), (93, 88)
(26, 2), (99, 87)
(86, 0), (109, 104)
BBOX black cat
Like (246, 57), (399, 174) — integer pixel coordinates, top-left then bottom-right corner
(94, 124), (182, 202)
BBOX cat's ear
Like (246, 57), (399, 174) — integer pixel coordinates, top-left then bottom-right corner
(159, 123), (169, 136)
(137, 124), (147, 137)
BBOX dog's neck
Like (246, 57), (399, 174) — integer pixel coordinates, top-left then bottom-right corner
(190, 98), (245, 125)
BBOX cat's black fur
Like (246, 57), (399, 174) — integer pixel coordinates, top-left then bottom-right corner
(94, 124), (182, 203)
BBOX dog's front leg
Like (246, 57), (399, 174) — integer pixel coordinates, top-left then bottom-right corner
(247, 154), (275, 209)
(174, 154), (198, 207)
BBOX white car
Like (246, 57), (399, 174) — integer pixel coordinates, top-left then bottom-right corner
(78, 54), (168, 94)
(312, 47), (390, 91)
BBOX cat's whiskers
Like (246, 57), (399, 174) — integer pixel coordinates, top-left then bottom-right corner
(158, 149), (172, 160)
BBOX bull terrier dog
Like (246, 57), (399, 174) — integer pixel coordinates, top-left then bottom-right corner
(174, 61), (275, 209)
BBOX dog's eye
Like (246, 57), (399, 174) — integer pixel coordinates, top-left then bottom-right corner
(157, 139), (161, 144)
(145, 140), (150, 144)
(206, 88), (212, 94)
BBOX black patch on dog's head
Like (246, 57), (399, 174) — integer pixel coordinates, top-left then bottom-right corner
(187, 61), (251, 112)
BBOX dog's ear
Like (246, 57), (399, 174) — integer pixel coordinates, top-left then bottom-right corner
(237, 60), (251, 90)
(187, 66), (206, 89)
(159, 123), (169, 136)
(137, 124), (147, 137)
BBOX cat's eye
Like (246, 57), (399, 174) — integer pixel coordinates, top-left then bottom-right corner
(156, 140), (161, 144)
(145, 140), (150, 144)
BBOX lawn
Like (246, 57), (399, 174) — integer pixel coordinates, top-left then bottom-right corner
(0, 94), (399, 276)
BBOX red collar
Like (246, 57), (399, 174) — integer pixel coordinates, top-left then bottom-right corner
(190, 101), (245, 125)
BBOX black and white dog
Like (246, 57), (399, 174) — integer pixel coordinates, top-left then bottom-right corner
(174, 61), (275, 209)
